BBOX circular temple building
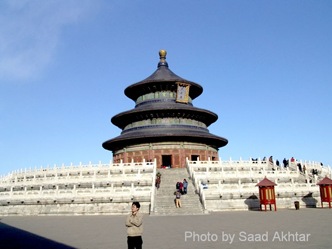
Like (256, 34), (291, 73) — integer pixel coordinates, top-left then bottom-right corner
(102, 50), (228, 168)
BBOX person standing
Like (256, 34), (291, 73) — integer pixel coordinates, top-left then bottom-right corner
(183, 179), (188, 194)
(179, 181), (183, 194)
(126, 202), (143, 249)
(276, 160), (280, 167)
(269, 156), (273, 165)
(283, 158), (288, 168)
(176, 182), (180, 191)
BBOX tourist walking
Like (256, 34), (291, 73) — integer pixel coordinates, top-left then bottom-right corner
(155, 176), (161, 189)
(126, 202), (143, 249)
(175, 190), (182, 208)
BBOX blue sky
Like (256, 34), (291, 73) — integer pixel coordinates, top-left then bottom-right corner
(0, 1), (331, 175)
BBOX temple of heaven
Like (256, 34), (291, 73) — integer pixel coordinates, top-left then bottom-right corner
(102, 50), (228, 168)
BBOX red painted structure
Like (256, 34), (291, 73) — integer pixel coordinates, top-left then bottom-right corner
(256, 177), (277, 211)
(317, 176), (332, 208)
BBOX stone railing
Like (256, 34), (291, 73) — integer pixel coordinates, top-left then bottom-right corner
(187, 157), (331, 187)
(0, 160), (155, 184)
(0, 160), (157, 214)
(186, 157), (331, 211)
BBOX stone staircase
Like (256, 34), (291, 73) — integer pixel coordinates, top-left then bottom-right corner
(152, 168), (205, 216)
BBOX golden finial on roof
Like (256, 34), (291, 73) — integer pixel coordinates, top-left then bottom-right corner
(158, 49), (168, 67)
(159, 50), (167, 61)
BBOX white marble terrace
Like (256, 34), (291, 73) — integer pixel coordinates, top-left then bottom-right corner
(0, 160), (157, 215)
(187, 157), (332, 211)
(0, 157), (330, 215)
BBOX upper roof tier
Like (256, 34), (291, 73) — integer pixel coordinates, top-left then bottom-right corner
(124, 50), (203, 101)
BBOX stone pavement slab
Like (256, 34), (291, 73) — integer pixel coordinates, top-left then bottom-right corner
(0, 208), (331, 249)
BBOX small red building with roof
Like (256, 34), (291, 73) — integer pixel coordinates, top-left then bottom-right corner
(256, 177), (277, 211)
(317, 176), (332, 208)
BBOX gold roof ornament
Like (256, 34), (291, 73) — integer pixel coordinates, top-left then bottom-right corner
(159, 49), (167, 62)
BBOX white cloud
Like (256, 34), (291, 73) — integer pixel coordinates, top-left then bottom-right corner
(0, 0), (99, 82)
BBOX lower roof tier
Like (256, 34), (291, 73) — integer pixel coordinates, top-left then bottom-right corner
(102, 127), (228, 152)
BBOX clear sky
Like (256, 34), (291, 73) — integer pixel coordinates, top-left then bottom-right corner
(0, 0), (331, 175)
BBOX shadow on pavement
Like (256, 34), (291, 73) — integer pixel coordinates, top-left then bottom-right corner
(0, 221), (75, 249)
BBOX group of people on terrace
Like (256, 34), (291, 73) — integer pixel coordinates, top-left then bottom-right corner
(252, 156), (323, 177)
(252, 156), (295, 169)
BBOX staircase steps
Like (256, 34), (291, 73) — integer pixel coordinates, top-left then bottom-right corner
(152, 168), (205, 216)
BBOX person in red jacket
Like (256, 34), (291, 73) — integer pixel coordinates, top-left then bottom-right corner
(179, 181), (183, 194)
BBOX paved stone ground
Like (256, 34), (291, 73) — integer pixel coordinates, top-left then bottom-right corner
(0, 208), (331, 249)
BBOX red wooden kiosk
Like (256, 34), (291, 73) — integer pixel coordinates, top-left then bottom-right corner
(256, 177), (277, 211)
(317, 176), (332, 208)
